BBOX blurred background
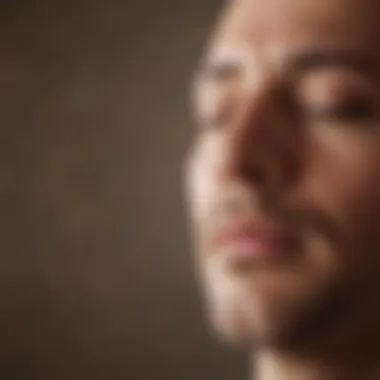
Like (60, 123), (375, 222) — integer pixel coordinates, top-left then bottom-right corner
(0, 1), (246, 379)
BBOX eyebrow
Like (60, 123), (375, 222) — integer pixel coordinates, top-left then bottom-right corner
(291, 49), (380, 80)
(196, 49), (380, 85)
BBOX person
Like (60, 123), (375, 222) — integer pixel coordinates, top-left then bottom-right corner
(184, 0), (380, 379)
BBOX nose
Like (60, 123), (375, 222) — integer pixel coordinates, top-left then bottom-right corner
(224, 81), (302, 194)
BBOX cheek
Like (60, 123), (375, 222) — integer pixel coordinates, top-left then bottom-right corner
(185, 134), (226, 220)
(305, 131), (380, 244)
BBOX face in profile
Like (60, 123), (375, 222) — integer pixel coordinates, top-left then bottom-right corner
(185, 0), (380, 349)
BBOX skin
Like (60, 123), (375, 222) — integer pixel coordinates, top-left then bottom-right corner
(185, 0), (380, 379)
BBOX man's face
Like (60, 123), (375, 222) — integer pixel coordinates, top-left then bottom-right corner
(185, 0), (380, 348)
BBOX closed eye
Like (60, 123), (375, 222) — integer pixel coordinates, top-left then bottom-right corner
(307, 97), (376, 123)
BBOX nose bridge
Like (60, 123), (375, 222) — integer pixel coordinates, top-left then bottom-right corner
(225, 78), (301, 191)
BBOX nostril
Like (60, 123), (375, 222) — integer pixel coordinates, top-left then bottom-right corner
(242, 157), (267, 186)
(226, 144), (268, 187)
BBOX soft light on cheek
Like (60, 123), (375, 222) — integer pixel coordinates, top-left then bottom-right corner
(185, 135), (226, 221)
(186, 157), (216, 221)
(194, 84), (221, 124)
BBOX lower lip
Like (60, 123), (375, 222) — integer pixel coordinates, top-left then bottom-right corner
(215, 234), (299, 265)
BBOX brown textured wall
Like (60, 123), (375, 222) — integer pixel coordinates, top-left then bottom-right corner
(0, 1), (246, 379)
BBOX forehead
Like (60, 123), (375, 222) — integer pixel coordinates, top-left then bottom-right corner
(209, 0), (380, 61)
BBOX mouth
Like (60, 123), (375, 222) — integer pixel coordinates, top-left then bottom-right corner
(212, 217), (301, 268)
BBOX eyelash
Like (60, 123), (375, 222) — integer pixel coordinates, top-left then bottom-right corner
(307, 98), (376, 123)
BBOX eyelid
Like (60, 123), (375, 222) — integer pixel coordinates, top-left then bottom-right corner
(307, 98), (376, 120)
(296, 69), (376, 109)
(198, 55), (244, 84)
(290, 49), (380, 85)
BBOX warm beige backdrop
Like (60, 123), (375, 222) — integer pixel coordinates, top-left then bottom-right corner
(0, 1), (246, 379)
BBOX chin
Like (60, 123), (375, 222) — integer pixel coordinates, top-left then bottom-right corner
(199, 251), (342, 349)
